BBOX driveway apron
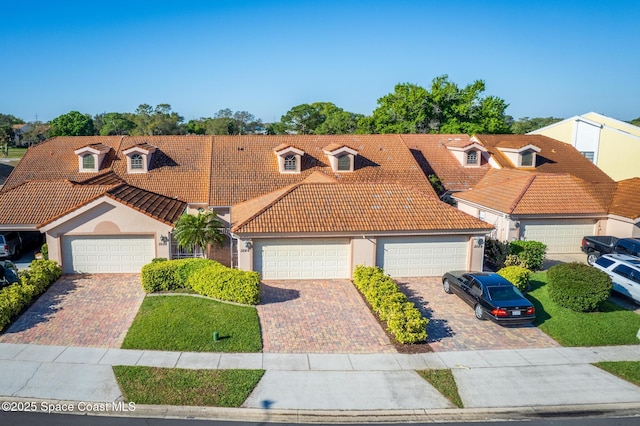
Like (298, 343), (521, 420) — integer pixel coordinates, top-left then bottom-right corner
(0, 274), (145, 348)
(398, 277), (561, 351)
(258, 280), (396, 353)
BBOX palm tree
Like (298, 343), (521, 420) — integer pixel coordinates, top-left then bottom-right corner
(172, 211), (224, 258)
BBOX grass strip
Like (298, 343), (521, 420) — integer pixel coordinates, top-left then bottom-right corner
(121, 295), (262, 352)
(417, 369), (463, 408)
(594, 361), (640, 386)
(113, 366), (264, 407)
(527, 272), (640, 346)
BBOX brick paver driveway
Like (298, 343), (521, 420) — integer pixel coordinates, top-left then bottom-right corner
(258, 280), (396, 353)
(397, 277), (561, 352)
(0, 274), (145, 348)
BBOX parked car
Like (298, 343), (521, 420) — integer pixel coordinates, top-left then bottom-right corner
(442, 271), (536, 325)
(0, 231), (42, 260)
(581, 236), (640, 266)
(0, 260), (19, 288)
(592, 254), (640, 304)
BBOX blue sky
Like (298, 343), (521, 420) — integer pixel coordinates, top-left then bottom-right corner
(2, 0), (638, 124)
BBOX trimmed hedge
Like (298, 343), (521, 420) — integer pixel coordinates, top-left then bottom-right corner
(497, 265), (532, 291)
(141, 258), (260, 305)
(187, 266), (260, 306)
(0, 260), (62, 332)
(352, 265), (428, 344)
(547, 262), (612, 312)
(506, 240), (547, 271)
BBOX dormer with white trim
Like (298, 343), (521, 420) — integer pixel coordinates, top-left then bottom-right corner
(273, 143), (304, 173)
(498, 144), (541, 168)
(323, 143), (358, 172)
(445, 139), (488, 168)
(74, 143), (111, 172)
(122, 143), (157, 173)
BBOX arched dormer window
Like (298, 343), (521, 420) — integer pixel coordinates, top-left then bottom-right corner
(131, 154), (144, 170)
(82, 154), (95, 169)
(337, 154), (351, 171)
(284, 155), (297, 171)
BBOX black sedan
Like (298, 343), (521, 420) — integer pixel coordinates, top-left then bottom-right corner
(442, 271), (535, 325)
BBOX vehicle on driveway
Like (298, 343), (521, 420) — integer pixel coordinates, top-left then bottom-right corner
(581, 236), (640, 266)
(592, 254), (640, 304)
(442, 271), (536, 325)
(0, 260), (19, 287)
(0, 231), (42, 260)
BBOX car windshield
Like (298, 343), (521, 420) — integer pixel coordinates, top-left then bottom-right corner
(487, 286), (524, 301)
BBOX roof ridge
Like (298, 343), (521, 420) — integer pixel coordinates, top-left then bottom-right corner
(507, 173), (537, 213)
(232, 183), (301, 232)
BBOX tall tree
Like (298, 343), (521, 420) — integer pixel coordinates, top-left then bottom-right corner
(48, 111), (95, 137)
(172, 211), (224, 258)
(98, 112), (136, 136)
(281, 103), (325, 134)
(628, 117), (640, 127)
(131, 104), (184, 135)
(511, 116), (563, 134)
(361, 75), (511, 135)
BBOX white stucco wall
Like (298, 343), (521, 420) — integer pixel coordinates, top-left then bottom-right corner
(41, 198), (173, 268)
(351, 237), (376, 270)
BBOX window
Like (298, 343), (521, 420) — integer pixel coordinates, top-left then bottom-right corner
(478, 210), (486, 220)
(581, 151), (595, 163)
(469, 281), (483, 298)
(521, 151), (534, 167)
(337, 154), (350, 171)
(613, 265), (640, 284)
(595, 257), (615, 268)
(82, 154), (95, 169)
(284, 155), (297, 171)
(131, 154), (144, 170)
(466, 150), (478, 165)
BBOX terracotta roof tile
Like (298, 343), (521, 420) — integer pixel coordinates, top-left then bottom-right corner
(455, 169), (611, 215)
(232, 182), (491, 234)
(107, 185), (186, 225)
(609, 178), (640, 220)
(210, 135), (435, 205)
(400, 134), (491, 192)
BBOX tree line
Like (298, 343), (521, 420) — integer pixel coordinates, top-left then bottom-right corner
(3, 75), (638, 146)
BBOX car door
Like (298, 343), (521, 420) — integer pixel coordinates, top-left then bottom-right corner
(459, 276), (480, 306)
(627, 268), (640, 303)
(611, 264), (636, 299)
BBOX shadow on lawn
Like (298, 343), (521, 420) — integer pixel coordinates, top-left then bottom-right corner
(259, 283), (300, 305)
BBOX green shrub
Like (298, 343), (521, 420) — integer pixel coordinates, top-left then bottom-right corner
(497, 265), (532, 291)
(352, 265), (428, 344)
(140, 258), (215, 293)
(0, 260), (62, 332)
(41, 243), (49, 260)
(507, 240), (547, 271)
(187, 265), (260, 305)
(547, 263), (612, 312)
(484, 239), (510, 270)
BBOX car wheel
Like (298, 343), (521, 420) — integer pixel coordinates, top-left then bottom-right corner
(443, 279), (452, 294)
(474, 304), (485, 320)
(587, 252), (599, 266)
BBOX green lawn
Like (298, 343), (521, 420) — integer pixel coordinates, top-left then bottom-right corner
(2, 147), (27, 158)
(121, 295), (262, 352)
(417, 369), (463, 408)
(527, 272), (640, 346)
(113, 366), (264, 407)
(594, 361), (640, 386)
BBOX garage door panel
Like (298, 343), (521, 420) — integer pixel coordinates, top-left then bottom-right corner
(62, 235), (155, 274)
(522, 220), (595, 254)
(255, 239), (350, 280)
(377, 236), (468, 277)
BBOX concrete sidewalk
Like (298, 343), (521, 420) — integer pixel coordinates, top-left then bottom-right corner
(2, 343), (640, 417)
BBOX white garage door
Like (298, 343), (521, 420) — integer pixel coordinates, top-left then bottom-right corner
(62, 235), (155, 273)
(522, 219), (596, 254)
(254, 239), (350, 279)
(377, 236), (468, 277)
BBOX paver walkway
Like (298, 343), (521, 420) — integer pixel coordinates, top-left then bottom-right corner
(257, 280), (396, 353)
(0, 274), (144, 348)
(397, 277), (561, 352)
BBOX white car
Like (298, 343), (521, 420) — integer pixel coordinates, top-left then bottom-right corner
(592, 254), (640, 304)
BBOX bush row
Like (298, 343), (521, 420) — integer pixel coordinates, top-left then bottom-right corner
(0, 260), (62, 332)
(497, 265), (532, 291)
(352, 265), (428, 344)
(140, 258), (260, 305)
(485, 239), (547, 271)
(547, 262), (612, 312)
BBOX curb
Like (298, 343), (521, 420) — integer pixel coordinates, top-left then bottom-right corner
(3, 397), (640, 423)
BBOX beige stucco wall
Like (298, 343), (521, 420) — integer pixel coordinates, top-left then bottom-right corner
(532, 120), (574, 143)
(42, 199), (173, 268)
(595, 127), (640, 181)
(603, 217), (640, 238)
(351, 237), (376, 270)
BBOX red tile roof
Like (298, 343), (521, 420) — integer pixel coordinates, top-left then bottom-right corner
(232, 181), (491, 234)
(609, 178), (640, 220)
